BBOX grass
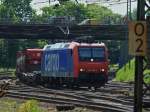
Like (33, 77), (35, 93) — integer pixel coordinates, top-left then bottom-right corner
(0, 98), (92, 112)
(0, 68), (15, 72)
(0, 98), (17, 112)
(115, 59), (135, 82)
(109, 64), (119, 71)
(0, 68), (15, 76)
(17, 100), (46, 112)
(0, 99), (47, 112)
(115, 59), (150, 84)
(144, 69), (150, 84)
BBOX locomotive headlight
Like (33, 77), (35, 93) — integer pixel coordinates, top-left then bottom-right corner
(37, 53), (41, 57)
(33, 61), (38, 64)
(80, 68), (84, 72)
(91, 59), (94, 62)
(101, 69), (105, 72)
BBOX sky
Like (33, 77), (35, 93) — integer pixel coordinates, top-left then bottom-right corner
(31, 0), (137, 15)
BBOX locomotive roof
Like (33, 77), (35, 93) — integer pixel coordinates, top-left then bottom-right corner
(43, 42), (105, 50)
(26, 49), (43, 51)
(43, 43), (70, 50)
(73, 42), (105, 46)
(43, 45), (52, 50)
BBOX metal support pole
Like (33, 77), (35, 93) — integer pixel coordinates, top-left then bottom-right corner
(129, 0), (132, 20)
(134, 57), (143, 112)
(134, 0), (145, 112)
(127, 0), (132, 20)
(127, 0), (129, 18)
(49, 0), (50, 6)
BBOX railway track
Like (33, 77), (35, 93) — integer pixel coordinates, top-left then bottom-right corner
(16, 87), (133, 106)
(0, 72), (16, 83)
(6, 90), (133, 112)
(0, 75), (149, 111)
(3, 83), (134, 112)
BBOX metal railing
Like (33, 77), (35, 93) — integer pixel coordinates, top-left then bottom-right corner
(0, 16), (127, 25)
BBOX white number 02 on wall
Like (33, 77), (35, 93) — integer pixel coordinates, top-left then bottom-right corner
(128, 21), (147, 56)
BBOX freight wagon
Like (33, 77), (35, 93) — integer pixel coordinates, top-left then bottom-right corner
(16, 49), (43, 82)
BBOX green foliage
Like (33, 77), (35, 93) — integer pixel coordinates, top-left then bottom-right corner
(0, 99), (47, 112)
(0, 98), (17, 112)
(115, 59), (135, 82)
(18, 39), (48, 49)
(0, 4), (19, 22)
(115, 59), (150, 84)
(144, 70), (150, 84)
(37, 40), (48, 48)
(0, 39), (47, 69)
(1, 0), (33, 20)
(17, 100), (46, 112)
(42, 1), (87, 21)
(131, 8), (137, 20)
(41, 1), (122, 23)
(86, 4), (111, 20)
(104, 40), (121, 64)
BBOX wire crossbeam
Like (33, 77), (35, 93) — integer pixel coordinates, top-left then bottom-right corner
(145, 0), (150, 14)
(143, 82), (150, 95)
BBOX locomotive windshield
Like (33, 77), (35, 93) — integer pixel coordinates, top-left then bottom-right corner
(78, 47), (105, 61)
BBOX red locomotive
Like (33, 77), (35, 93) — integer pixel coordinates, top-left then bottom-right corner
(71, 42), (109, 87)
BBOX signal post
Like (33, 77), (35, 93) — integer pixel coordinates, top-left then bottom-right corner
(129, 0), (149, 112)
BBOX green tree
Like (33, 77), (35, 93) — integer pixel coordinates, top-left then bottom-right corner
(1, 0), (33, 20)
(86, 4), (122, 24)
(0, 1), (46, 69)
(42, 1), (87, 21)
(58, 0), (70, 4)
(131, 8), (137, 20)
(41, 2), (122, 24)
(0, 4), (19, 22)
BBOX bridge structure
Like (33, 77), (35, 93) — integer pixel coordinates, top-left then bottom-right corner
(0, 24), (128, 40)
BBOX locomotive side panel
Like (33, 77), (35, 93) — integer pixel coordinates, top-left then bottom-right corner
(41, 49), (73, 77)
(71, 46), (78, 78)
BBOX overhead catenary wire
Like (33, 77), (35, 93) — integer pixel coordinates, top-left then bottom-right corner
(33, 0), (79, 5)
(32, 0), (137, 6)
(108, 0), (136, 6)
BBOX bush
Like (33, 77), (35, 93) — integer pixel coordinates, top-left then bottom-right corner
(115, 59), (135, 82)
(17, 100), (46, 112)
(115, 59), (150, 84)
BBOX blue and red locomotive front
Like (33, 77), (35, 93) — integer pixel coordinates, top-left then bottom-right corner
(41, 42), (109, 87)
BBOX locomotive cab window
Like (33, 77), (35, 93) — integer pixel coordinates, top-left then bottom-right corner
(78, 47), (105, 61)
(78, 48), (91, 61)
(92, 47), (105, 61)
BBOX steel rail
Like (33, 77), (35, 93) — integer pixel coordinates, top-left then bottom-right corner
(6, 91), (132, 112)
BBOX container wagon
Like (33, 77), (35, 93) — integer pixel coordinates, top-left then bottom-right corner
(16, 49), (43, 82)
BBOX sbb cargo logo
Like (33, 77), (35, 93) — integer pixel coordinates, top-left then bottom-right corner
(44, 54), (59, 72)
